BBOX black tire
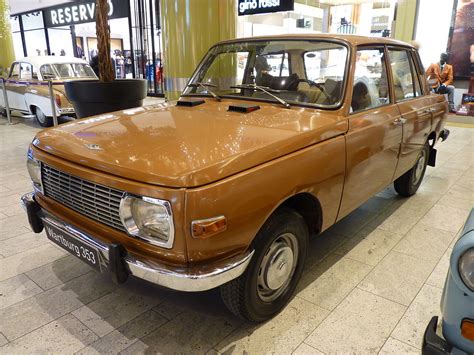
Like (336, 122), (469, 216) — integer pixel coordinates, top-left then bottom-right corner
(220, 207), (308, 322)
(35, 107), (53, 127)
(394, 142), (429, 197)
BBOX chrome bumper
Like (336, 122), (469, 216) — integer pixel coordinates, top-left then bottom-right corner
(21, 192), (254, 292)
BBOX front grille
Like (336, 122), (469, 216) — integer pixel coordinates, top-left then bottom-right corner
(41, 164), (126, 232)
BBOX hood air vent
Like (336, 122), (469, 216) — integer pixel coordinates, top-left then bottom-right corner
(228, 104), (260, 113)
(176, 98), (205, 107)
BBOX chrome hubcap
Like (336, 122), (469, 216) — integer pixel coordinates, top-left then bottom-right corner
(37, 110), (46, 123)
(257, 233), (298, 302)
(413, 150), (426, 185)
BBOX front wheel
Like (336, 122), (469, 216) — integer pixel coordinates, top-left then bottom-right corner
(35, 107), (53, 127)
(220, 207), (308, 321)
(394, 142), (429, 197)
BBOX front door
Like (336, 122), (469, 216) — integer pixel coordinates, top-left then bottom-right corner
(388, 48), (433, 178)
(338, 46), (403, 218)
(6, 62), (29, 112)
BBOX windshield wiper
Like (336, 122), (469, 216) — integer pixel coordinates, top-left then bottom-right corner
(187, 82), (222, 102)
(231, 84), (290, 108)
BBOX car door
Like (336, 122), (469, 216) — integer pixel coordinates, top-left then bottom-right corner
(5, 62), (23, 110)
(338, 46), (403, 218)
(388, 47), (433, 178)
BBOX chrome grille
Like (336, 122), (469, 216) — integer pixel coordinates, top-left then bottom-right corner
(41, 164), (125, 231)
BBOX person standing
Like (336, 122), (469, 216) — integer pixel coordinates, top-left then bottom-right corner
(426, 53), (456, 112)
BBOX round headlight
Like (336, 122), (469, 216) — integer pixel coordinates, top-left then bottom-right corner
(119, 195), (174, 248)
(459, 248), (474, 291)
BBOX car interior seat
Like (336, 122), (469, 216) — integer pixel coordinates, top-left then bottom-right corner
(351, 82), (371, 112)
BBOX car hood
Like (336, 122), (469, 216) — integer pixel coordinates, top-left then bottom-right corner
(33, 99), (347, 188)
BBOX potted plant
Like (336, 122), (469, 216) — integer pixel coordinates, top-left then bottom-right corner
(65, 0), (147, 118)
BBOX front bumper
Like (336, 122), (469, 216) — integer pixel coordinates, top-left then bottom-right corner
(422, 316), (452, 355)
(21, 192), (254, 292)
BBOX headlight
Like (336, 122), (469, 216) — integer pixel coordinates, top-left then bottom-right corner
(119, 194), (174, 248)
(27, 148), (43, 193)
(459, 248), (474, 291)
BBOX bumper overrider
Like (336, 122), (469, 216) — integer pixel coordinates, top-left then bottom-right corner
(21, 192), (254, 292)
(422, 316), (452, 355)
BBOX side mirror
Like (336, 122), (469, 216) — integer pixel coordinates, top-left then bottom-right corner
(42, 73), (55, 80)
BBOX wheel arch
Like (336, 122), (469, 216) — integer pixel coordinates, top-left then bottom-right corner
(274, 192), (323, 238)
(29, 105), (37, 115)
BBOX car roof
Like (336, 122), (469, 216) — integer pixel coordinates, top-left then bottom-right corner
(217, 34), (415, 48)
(14, 56), (88, 67)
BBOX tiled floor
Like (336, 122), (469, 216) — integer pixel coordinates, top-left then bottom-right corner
(0, 113), (472, 354)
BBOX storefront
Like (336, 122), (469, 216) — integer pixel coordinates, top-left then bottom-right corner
(10, 0), (164, 96)
(237, 0), (396, 38)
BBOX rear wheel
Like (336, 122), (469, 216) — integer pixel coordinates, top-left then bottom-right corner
(35, 107), (53, 127)
(220, 207), (308, 321)
(394, 142), (429, 197)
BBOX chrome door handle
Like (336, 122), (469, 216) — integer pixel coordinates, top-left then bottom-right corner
(393, 117), (406, 126)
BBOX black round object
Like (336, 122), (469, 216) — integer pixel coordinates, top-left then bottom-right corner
(64, 79), (147, 118)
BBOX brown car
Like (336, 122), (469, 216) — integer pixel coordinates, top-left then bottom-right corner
(22, 35), (449, 321)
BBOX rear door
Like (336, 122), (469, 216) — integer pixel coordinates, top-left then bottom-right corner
(387, 47), (432, 178)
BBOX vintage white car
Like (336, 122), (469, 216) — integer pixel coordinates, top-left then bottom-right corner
(0, 56), (97, 126)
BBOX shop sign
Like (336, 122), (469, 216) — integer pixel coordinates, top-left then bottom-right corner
(238, 0), (294, 16)
(43, 0), (128, 28)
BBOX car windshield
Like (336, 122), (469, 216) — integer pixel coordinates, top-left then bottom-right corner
(183, 40), (348, 108)
(40, 63), (96, 80)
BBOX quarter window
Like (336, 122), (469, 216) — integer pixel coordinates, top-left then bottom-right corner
(388, 49), (415, 101)
(409, 52), (423, 96)
(9, 63), (20, 78)
(351, 48), (390, 113)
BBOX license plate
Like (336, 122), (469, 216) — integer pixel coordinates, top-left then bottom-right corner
(44, 221), (102, 271)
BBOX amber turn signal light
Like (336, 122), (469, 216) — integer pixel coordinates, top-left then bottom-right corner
(461, 319), (474, 341)
(192, 216), (227, 238)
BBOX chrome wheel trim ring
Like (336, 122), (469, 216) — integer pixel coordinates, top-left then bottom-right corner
(36, 109), (46, 124)
(413, 150), (426, 185)
(257, 232), (298, 302)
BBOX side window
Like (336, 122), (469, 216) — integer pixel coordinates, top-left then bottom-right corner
(9, 63), (20, 78)
(259, 53), (289, 77)
(19, 63), (33, 80)
(388, 49), (415, 101)
(351, 47), (390, 113)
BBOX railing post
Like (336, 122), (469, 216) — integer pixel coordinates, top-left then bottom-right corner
(48, 80), (59, 127)
(1, 78), (12, 125)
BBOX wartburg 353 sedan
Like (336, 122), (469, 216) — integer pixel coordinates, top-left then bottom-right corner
(0, 56), (97, 127)
(22, 35), (449, 321)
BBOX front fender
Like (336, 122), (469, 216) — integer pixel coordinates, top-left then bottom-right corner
(24, 92), (59, 117)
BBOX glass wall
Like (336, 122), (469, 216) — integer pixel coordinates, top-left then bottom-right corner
(129, 0), (164, 95)
(9, 0), (164, 96)
(237, 0), (396, 38)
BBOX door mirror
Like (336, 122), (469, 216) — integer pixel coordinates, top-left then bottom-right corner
(42, 73), (55, 80)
